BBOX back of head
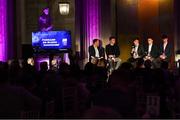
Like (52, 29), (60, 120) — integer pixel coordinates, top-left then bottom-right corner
(161, 61), (169, 69)
(108, 68), (132, 88)
(40, 62), (48, 71)
(136, 58), (144, 68)
(84, 62), (95, 75)
(144, 60), (152, 69)
(58, 62), (70, 75)
(120, 62), (134, 70)
(9, 59), (20, 71)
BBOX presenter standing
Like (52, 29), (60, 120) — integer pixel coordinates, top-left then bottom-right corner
(38, 7), (53, 31)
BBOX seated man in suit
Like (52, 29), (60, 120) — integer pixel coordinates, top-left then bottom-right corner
(159, 34), (172, 62)
(106, 36), (121, 71)
(89, 39), (105, 64)
(144, 37), (158, 61)
(130, 38), (144, 62)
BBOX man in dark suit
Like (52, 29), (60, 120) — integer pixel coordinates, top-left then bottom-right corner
(128, 38), (144, 66)
(144, 37), (158, 60)
(130, 38), (144, 60)
(159, 34), (172, 62)
(89, 39), (105, 63)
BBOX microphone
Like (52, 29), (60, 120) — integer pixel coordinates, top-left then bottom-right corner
(131, 45), (135, 54)
(145, 52), (148, 56)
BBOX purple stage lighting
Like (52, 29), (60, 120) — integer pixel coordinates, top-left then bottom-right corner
(86, 0), (100, 45)
(0, 0), (7, 61)
(84, 0), (101, 58)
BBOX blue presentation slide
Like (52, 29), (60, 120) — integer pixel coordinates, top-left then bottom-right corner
(32, 31), (71, 50)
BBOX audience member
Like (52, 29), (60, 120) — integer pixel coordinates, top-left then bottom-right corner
(0, 56), (178, 119)
(0, 62), (41, 118)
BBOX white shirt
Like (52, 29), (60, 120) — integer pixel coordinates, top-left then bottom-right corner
(163, 43), (167, 52)
(94, 46), (100, 58)
(148, 44), (153, 54)
(135, 45), (139, 53)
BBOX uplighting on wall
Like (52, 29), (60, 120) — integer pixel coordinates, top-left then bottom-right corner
(126, 0), (138, 5)
(59, 2), (70, 15)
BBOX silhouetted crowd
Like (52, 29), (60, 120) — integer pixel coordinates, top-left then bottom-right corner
(0, 56), (180, 119)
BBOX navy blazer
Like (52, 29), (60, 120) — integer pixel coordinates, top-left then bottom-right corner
(88, 45), (105, 62)
(144, 44), (158, 58)
(131, 45), (145, 58)
(159, 43), (172, 61)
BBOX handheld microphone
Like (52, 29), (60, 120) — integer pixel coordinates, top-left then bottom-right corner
(145, 52), (148, 55)
(131, 45), (135, 53)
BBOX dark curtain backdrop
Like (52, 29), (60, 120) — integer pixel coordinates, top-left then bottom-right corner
(175, 0), (180, 53)
(7, 0), (15, 60)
